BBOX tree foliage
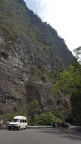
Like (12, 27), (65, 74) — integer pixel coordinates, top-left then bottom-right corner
(71, 90), (81, 125)
(52, 65), (81, 94)
(52, 65), (81, 125)
(31, 112), (62, 125)
(53, 110), (64, 121)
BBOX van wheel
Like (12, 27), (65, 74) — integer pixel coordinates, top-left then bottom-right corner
(24, 126), (27, 130)
(18, 126), (20, 130)
(8, 128), (11, 130)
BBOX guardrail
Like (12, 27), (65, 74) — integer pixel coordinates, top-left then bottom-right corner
(27, 125), (81, 129)
(2, 125), (53, 129)
(27, 126), (52, 129)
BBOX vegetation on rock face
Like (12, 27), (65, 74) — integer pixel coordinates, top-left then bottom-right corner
(27, 99), (42, 118)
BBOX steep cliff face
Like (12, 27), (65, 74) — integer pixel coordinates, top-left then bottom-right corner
(0, 0), (76, 118)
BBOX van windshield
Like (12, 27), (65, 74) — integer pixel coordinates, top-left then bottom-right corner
(11, 119), (20, 122)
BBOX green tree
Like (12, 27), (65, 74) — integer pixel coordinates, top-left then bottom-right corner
(52, 65), (81, 125)
(71, 89), (81, 125)
(52, 65), (81, 94)
(33, 112), (62, 125)
(53, 110), (64, 121)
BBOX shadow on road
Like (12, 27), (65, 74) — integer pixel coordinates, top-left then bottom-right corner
(61, 129), (81, 141)
(61, 134), (81, 141)
(36, 128), (81, 141)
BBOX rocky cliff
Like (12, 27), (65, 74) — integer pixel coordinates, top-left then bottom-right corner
(0, 0), (77, 119)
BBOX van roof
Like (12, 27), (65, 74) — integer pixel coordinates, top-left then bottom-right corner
(13, 116), (27, 119)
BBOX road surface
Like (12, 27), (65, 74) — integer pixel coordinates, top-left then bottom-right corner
(0, 128), (81, 144)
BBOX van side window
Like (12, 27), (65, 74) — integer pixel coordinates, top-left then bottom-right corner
(20, 119), (23, 123)
(20, 119), (27, 123)
(25, 120), (27, 123)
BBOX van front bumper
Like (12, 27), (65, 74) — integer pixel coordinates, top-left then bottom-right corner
(8, 125), (19, 130)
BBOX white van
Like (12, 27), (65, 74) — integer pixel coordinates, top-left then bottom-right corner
(8, 116), (27, 130)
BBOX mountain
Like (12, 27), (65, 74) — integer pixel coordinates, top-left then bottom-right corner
(0, 0), (77, 119)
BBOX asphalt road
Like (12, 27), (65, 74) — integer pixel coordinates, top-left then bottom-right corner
(0, 128), (81, 144)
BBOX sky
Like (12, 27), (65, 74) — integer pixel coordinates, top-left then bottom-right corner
(24, 0), (81, 52)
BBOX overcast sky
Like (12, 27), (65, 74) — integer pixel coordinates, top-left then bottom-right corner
(24, 0), (81, 52)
